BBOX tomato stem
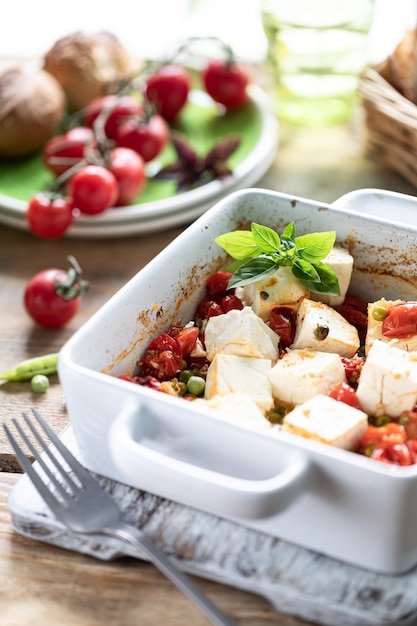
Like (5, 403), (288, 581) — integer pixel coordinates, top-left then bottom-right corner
(54, 255), (89, 300)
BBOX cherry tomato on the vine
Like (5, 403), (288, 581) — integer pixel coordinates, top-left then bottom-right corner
(26, 193), (75, 239)
(43, 126), (96, 176)
(114, 114), (169, 162)
(108, 147), (146, 206)
(68, 165), (118, 215)
(202, 59), (249, 109)
(84, 95), (143, 140)
(145, 65), (191, 121)
(24, 256), (88, 329)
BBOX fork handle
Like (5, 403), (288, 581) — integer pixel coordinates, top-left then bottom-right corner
(104, 521), (238, 626)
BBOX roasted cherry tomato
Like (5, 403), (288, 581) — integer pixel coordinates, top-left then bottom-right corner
(340, 355), (365, 385)
(167, 325), (199, 356)
(221, 294), (244, 312)
(43, 126), (96, 176)
(205, 271), (233, 299)
(139, 333), (183, 380)
(328, 382), (362, 411)
(114, 114), (169, 162)
(26, 193), (75, 239)
(202, 59), (249, 109)
(195, 299), (224, 321)
(359, 422), (413, 466)
(84, 95), (142, 140)
(108, 147), (146, 206)
(269, 306), (297, 348)
(382, 302), (417, 338)
(68, 165), (118, 215)
(145, 65), (191, 121)
(24, 256), (88, 328)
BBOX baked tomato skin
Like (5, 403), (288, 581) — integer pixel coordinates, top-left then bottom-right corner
(270, 307), (297, 348)
(139, 333), (183, 380)
(26, 193), (75, 239)
(145, 65), (191, 121)
(382, 302), (417, 338)
(202, 60), (249, 109)
(167, 326), (199, 356)
(328, 382), (362, 411)
(108, 147), (146, 206)
(24, 268), (80, 328)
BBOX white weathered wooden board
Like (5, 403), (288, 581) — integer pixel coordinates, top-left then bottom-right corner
(8, 426), (417, 626)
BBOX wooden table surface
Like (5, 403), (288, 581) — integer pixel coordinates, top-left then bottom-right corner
(1, 114), (416, 625)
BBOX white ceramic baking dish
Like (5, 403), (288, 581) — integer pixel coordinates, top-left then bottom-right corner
(332, 187), (417, 228)
(58, 187), (417, 575)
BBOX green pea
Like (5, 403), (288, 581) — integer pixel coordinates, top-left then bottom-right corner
(179, 369), (192, 383)
(186, 375), (205, 397)
(0, 353), (59, 381)
(372, 305), (388, 321)
(31, 374), (50, 394)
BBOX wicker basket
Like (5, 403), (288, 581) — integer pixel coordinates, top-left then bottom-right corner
(358, 65), (417, 188)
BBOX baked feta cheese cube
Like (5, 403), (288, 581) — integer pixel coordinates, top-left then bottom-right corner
(312, 245), (353, 307)
(292, 298), (360, 357)
(268, 349), (346, 406)
(282, 394), (368, 450)
(241, 266), (309, 322)
(356, 339), (417, 417)
(205, 353), (274, 412)
(365, 299), (417, 355)
(204, 306), (279, 362)
(195, 392), (271, 432)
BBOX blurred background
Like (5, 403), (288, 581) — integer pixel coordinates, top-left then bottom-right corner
(0, 0), (415, 64)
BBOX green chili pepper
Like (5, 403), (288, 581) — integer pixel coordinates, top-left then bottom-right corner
(0, 353), (59, 381)
(31, 374), (50, 393)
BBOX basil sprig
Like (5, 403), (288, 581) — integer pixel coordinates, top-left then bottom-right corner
(215, 222), (340, 296)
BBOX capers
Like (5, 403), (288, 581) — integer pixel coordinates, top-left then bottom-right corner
(314, 324), (329, 340)
(260, 291), (269, 300)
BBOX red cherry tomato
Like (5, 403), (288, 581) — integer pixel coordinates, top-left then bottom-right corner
(202, 60), (249, 109)
(108, 147), (146, 206)
(195, 299), (224, 320)
(205, 271), (233, 299)
(114, 114), (169, 162)
(26, 193), (75, 239)
(68, 165), (118, 215)
(145, 65), (191, 121)
(382, 302), (417, 338)
(340, 355), (365, 385)
(221, 294), (244, 313)
(167, 325), (199, 356)
(140, 333), (183, 380)
(24, 257), (88, 328)
(84, 95), (142, 140)
(328, 382), (362, 411)
(269, 307), (297, 348)
(43, 127), (96, 176)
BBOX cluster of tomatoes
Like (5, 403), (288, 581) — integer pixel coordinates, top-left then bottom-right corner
(26, 42), (250, 240)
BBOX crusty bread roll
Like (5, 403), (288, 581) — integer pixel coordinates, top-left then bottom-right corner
(379, 28), (417, 104)
(43, 31), (139, 111)
(0, 64), (66, 158)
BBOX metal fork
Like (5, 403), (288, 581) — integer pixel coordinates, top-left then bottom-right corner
(4, 408), (237, 626)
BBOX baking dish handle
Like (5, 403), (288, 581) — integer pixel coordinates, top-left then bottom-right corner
(108, 401), (312, 520)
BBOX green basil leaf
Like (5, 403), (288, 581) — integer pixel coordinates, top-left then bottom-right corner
(215, 231), (260, 260)
(251, 223), (281, 253)
(282, 221), (296, 240)
(296, 261), (341, 296)
(227, 256), (278, 289)
(292, 258), (321, 282)
(295, 231), (336, 262)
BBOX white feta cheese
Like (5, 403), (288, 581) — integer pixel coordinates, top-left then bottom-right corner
(312, 245), (353, 307)
(204, 306), (279, 362)
(365, 299), (417, 355)
(205, 353), (274, 412)
(356, 339), (417, 417)
(291, 298), (360, 357)
(195, 393), (271, 432)
(242, 266), (309, 322)
(282, 394), (368, 450)
(268, 349), (346, 406)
